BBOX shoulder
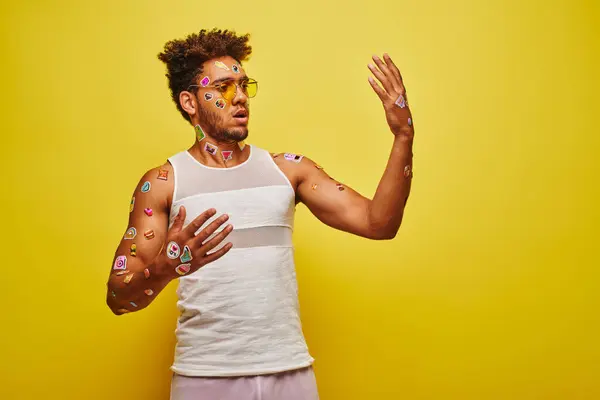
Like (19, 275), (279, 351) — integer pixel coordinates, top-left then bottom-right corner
(134, 161), (174, 205)
(270, 152), (323, 180)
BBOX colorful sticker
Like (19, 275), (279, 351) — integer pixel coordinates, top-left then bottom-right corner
(195, 124), (206, 142)
(111, 290), (116, 298)
(284, 153), (303, 163)
(130, 301), (138, 308)
(215, 98), (226, 109)
(157, 169), (169, 180)
(232, 64), (240, 73)
(117, 308), (130, 314)
(141, 181), (151, 193)
(124, 227), (137, 240)
(408, 117), (412, 126)
(394, 94), (406, 108)
(336, 183), (345, 191)
(311, 184), (318, 190)
(124, 273), (134, 284)
(130, 244), (137, 257)
(204, 92), (213, 101)
(113, 255), (127, 270)
(205, 142), (218, 156)
(144, 289), (154, 296)
(222, 150), (233, 161)
(214, 61), (229, 70)
(175, 263), (191, 276)
(144, 208), (153, 216)
(144, 229), (155, 240)
(404, 165), (412, 178)
(144, 268), (150, 279)
(115, 270), (129, 276)
(238, 141), (246, 151)
(200, 76), (210, 87)
(180, 245), (193, 263)
(130, 197), (135, 213)
(166, 241), (181, 259)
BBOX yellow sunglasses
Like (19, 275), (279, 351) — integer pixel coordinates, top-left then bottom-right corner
(189, 78), (258, 101)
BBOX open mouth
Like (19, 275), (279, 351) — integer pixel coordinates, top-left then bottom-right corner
(233, 109), (249, 124)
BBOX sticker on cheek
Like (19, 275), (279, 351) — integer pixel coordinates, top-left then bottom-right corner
(141, 181), (151, 193)
(144, 208), (153, 216)
(166, 241), (181, 259)
(144, 268), (150, 279)
(232, 64), (240, 73)
(144, 229), (155, 240)
(124, 227), (137, 240)
(130, 197), (135, 213)
(180, 245), (193, 263)
(214, 61), (229, 70)
(130, 244), (137, 257)
(176, 263), (191, 276)
(215, 99), (226, 109)
(144, 289), (154, 296)
(204, 92), (213, 101)
(200, 76), (210, 87)
(124, 273), (134, 284)
(222, 150), (233, 161)
(394, 94), (407, 108)
(157, 169), (169, 181)
(113, 255), (127, 270)
(205, 142), (218, 156)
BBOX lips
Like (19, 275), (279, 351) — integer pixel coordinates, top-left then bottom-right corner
(233, 109), (248, 118)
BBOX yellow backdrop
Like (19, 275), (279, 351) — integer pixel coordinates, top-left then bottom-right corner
(1, 0), (598, 399)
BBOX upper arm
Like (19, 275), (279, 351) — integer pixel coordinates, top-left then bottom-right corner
(108, 163), (174, 281)
(275, 154), (377, 239)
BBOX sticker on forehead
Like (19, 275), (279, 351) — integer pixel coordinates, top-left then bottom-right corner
(232, 64), (240, 73)
(204, 92), (213, 101)
(195, 124), (205, 142)
(113, 255), (127, 270)
(129, 197), (135, 213)
(124, 227), (137, 240)
(215, 99), (226, 109)
(166, 241), (181, 259)
(214, 61), (229, 70)
(284, 153), (303, 163)
(238, 141), (246, 151)
(141, 181), (151, 193)
(200, 76), (210, 87)
(204, 142), (218, 156)
(222, 150), (233, 161)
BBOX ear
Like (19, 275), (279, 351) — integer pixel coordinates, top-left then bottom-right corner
(179, 91), (197, 118)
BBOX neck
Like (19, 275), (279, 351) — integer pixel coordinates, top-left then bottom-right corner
(189, 136), (248, 168)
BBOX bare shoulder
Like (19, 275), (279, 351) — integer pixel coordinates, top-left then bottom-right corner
(270, 152), (324, 185)
(134, 161), (174, 208)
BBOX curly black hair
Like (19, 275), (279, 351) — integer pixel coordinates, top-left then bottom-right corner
(157, 29), (252, 123)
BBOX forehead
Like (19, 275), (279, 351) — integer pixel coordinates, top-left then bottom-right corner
(200, 56), (246, 81)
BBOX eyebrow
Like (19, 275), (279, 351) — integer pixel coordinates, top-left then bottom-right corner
(212, 75), (249, 85)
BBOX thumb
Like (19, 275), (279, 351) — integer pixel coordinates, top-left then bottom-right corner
(171, 206), (186, 233)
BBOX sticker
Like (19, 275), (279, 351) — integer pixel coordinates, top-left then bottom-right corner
(215, 99), (226, 109)
(111, 290), (116, 298)
(144, 208), (153, 216)
(404, 165), (412, 178)
(195, 124), (206, 141)
(144, 229), (155, 240)
(115, 270), (129, 276)
(130, 301), (138, 308)
(336, 184), (345, 191)
(113, 255), (127, 270)
(394, 94), (406, 108)
(124, 273), (134, 284)
(284, 153), (303, 163)
(238, 141), (246, 151)
(166, 241), (181, 259)
(204, 92), (213, 101)
(130, 244), (137, 257)
(141, 181), (151, 193)
(117, 308), (130, 314)
(408, 117), (412, 126)
(222, 150), (233, 161)
(124, 227), (137, 240)
(144, 268), (150, 279)
(232, 64), (240, 73)
(311, 184), (318, 190)
(205, 142), (218, 156)
(157, 169), (169, 180)
(214, 61), (229, 70)
(180, 245), (193, 263)
(200, 76), (210, 87)
(144, 289), (154, 296)
(175, 263), (191, 276)
(130, 197), (135, 213)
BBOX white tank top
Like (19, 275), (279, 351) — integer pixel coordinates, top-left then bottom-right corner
(167, 145), (314, 377)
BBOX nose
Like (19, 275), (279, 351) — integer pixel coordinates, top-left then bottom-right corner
(231, 84), (248, 106)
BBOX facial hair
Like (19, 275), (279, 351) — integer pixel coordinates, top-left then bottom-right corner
(196, 96), (249, 142)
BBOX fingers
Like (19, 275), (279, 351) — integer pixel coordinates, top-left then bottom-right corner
(191, 213), (230, 245)
(367, 63), (394, 95)
(182, 208), (217, 239)
(199, 224), (233, 254)
(372, 54), (402, 93)
(202, 242), (233, 265)
(382, 53), (404, 89)
(368, 77), (387, 101)
(170, 206), (187, 234)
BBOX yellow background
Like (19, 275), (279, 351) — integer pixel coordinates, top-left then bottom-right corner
(1, 0), (598, 399)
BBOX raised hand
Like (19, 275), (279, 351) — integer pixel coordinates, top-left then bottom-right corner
(367, 53), (414, 141)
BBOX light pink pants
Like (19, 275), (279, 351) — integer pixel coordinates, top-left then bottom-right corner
(170, 366), (319, 400)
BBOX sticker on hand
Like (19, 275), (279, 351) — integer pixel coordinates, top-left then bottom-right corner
(166, 241), (181, 259)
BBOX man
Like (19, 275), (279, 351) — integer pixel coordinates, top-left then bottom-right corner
(106, 28), (414, 400)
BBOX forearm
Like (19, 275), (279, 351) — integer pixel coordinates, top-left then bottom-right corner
(368, 135), (413, 237)
(106, 258), (173, 315)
